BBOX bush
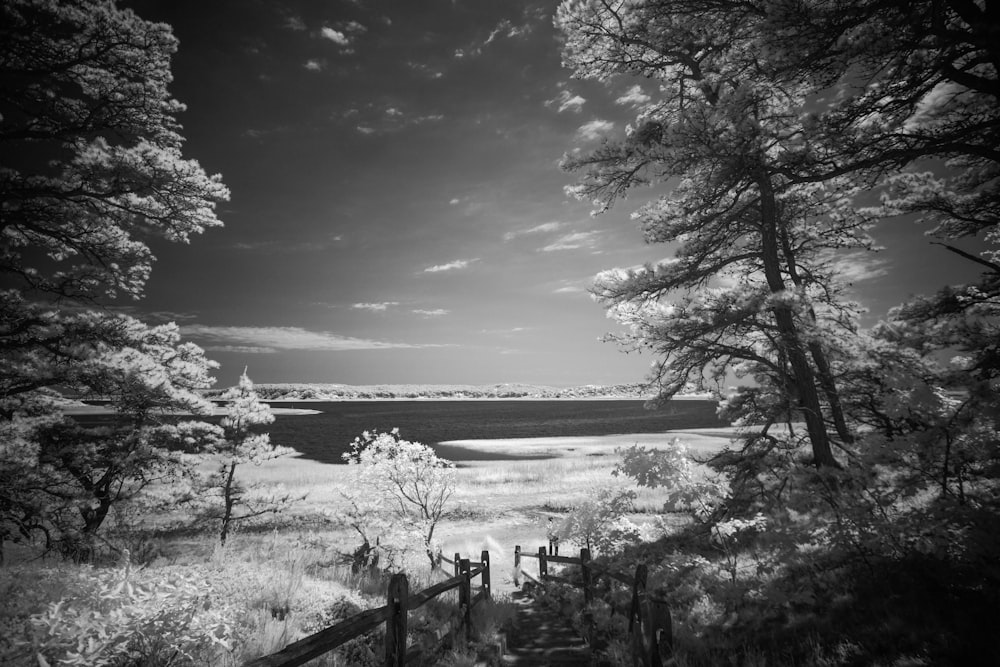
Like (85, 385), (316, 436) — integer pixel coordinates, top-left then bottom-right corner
(3, 563), (233, 666)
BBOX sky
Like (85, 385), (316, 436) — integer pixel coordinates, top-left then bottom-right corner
(118, 0), (986, 389)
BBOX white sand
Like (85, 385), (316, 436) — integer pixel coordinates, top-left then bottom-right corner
(437, 427), (739, 458)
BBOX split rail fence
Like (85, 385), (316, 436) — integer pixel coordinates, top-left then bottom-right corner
(515, 544), (674, 667)
(245, 551), (491, 667)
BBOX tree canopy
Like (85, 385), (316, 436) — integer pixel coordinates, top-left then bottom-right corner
(0, 0), (229, 556)
(557, 0), (998, 470)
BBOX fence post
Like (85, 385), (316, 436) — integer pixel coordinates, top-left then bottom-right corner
(629, 563), (648, 666)
(459, 558), (472, 642)
(514, 545), (521, 587)
(384, 573), (408, 667)
(480, 550), (491, 600)
(645, 591), (673, 667)
(537, 546), (547, 579)
(580, 548), (592, 604)
(454, 552), (461, 577)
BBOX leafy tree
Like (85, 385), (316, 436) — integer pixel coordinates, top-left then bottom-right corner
(341, 430), (455, 571)
(557, 488), (640, 556)
(556, 0), (877, 467)
(0, 0), (228, 555)
(195, 370), (296, 546)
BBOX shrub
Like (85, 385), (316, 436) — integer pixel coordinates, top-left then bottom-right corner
(4, 563), (233, 666)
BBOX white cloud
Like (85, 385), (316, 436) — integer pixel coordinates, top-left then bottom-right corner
(285, 15), (307, 31)
(356, 125), (376, 135)
(449, 198), (461, 205)
(503, 221), (564, 241)
(204, 345), (277, 354)
(304, 59), (324, 71)
(828, 251), (891, 284)
(541, 231), (600, 252)
(546, 90), (586, 113)
(576, 119), (615, 141)
(413, 309), (450, 317)
(616, 85), (651, 107)
(180, 325), (432, 351)
(321, 27), (350, 46)
(554, 284), (585, 294)
(423, 258), (478, 273)
(407, 61), (444, 79)
(352, 302), (399, 312)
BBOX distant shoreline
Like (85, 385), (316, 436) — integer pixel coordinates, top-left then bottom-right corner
(253, 393), (714, 403)
(61, 394), (715, 416)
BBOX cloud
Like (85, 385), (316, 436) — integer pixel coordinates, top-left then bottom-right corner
(616, 85), (651, 107)
(320, 27), (350, 46)
(456, 13), (538, 59)
(449, 198), (461, 205)
(540, 231), (601, 252)
(827, 251), (891, 284)
(352, 302), (399, 312)
(422, 258), (478, 273)
(485, 19), (527, 45)
(503, 221), (564, 241)
(546, 90), (586, 113)
(406, 61), (444, 79)
(345, 103), (446, 136)
(304, 59), (324, 71)
(180, 325), (434, 351)
(232, 233), (343, 253)
(285, 15), (307, 31)
(204, 345), (278, 354)
(412, 309), (450, 317)
(576, 119), (615, 142)
(480, 327), (528, 336)
(553, 284), (586, 294)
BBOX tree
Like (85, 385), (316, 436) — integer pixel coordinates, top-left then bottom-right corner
(195, 370), (296, 546)
(557, 488), (639, 556)
(0, 0), (228, 555)
(556, 0), (875, 468)
(341, 430), (455, 571)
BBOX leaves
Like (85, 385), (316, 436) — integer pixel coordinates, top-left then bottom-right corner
(340, 430), (455, 570)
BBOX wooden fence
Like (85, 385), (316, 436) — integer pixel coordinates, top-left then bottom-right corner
(515, 544), (674, 667)
(245, 550), (491, 667)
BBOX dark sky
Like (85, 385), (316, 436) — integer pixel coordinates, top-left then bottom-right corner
(118, 0), (983, 388)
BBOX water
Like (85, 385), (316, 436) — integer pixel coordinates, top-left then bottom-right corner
(261, 399), (725, 464)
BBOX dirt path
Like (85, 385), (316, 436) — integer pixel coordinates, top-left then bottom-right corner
(500, 589), (591, 665)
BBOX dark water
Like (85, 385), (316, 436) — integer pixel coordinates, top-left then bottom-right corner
(261, 399), (725, 464)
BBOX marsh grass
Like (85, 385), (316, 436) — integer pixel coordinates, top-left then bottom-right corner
(8, 433), (732, 666)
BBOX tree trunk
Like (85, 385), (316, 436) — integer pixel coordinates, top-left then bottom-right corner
(757, 171), (840, 468)
(776, 222), (854, 444)
(220, 461), (237, 546)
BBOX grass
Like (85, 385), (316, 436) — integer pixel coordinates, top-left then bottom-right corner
(4, 430), (732, 666)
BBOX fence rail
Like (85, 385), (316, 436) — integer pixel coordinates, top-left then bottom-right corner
(514, 544), (673, 667)
(245, 550), (491, 667)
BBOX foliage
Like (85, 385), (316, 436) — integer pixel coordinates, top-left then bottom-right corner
(0, 0), (227, 556)
(557, 0), (884, 467)
(189, 371), (298, 546)
(3, 563), (233, 666)
(340, 430), (456, 571)
(614, 439), (730, 521)
(556, 487), (639, 556)
(554, 5), (1000, 660)
(1, 318), (221, 556)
